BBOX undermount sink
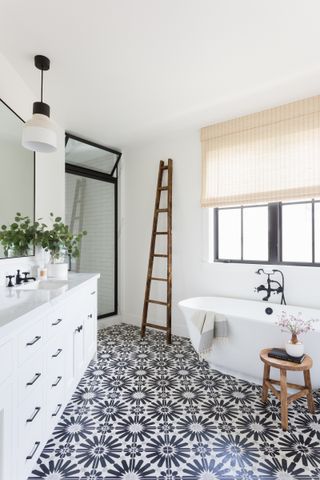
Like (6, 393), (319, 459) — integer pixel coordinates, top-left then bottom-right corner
(15, 280), (68, 291)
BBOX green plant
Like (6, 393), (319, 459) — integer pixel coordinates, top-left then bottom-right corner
(0, 212), (86, 262)
(39, 213), (86, 262)
(0, 213), (40, 257)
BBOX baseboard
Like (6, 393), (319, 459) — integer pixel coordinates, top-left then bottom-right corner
(121, 313), (188, 338)
(98, 315), (122, 330)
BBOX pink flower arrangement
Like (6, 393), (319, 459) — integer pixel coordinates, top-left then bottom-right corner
(276, 311), (318, 344)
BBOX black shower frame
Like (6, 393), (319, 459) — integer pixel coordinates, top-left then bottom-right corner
(65, 132), (122, 319)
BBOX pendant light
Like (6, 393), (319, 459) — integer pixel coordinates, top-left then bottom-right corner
(22, 55), (57, 153)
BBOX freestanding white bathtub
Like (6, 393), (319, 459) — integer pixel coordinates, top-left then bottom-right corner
(178, 296), (320, 389)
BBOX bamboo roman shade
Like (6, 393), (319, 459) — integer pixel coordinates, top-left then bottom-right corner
(201, 96), (320, 208)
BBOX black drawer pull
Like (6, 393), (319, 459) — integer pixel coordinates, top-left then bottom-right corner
(52, 348), (62, 358)
(52, 376), (62, 387)
(88, 314), (93, 318)
(52, 318), (62, 326)
(26, 336), (41, 346)
(26, 407), (41, 423)
(91, 291), (96, 295)
(75, 325), (83, 333)
(52, 403), (62, 417)
(26, 373), (41, 386)
(26, 441), (40, 460)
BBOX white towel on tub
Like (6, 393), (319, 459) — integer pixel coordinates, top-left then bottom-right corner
(188, 310), (227, 360)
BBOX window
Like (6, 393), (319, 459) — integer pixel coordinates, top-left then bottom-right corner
(214, 200), (320, 266)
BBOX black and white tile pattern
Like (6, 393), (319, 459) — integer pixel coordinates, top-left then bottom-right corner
(29, 325), (320, 479)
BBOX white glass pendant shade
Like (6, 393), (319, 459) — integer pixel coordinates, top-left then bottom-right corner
(22, 56), (57, 153)
(22, 113), (57, 153)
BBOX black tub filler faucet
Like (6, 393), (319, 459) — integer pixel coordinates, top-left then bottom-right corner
(254, 268), (286, 305)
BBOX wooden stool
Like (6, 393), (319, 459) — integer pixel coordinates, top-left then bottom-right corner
(260, 348), (315, 430)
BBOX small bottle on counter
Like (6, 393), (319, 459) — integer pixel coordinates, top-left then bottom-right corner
(38, 265), (48, 281)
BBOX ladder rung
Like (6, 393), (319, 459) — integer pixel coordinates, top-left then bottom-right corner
(156, 231), (168, 235)
(161, 166), (168, 170)
(154, 254), (168, 257)
(147, 299), (168, 306)
(156, 208), (168, 213)
(151, 277), (168, 282)
(145, 323), (168, 331)
(158, 186), (168, 191)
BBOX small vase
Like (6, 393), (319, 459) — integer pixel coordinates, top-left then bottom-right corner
(285, 334), (304, 357)
(35, 247), (50, 266)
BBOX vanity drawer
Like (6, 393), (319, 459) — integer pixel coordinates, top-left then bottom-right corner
(47, 335), (65, 366)
(46, 373), (65, 433)
(85, 282), (98, 311)
(19, 425), (43, 480)
(19, 351), (44, 403)
(0, 339), (13, 384)
(47, 355), (65, 389)
(47, 311), (64, 339)
(47, 336), (65, 377)
(19, 382), (44, 439)
(47, 347), (64, 377)
(47, 369), (65, 395)
(18, 384), (44, 480)
(46, 343), (65, 398)
(18, 316), (44, 366)
(47, 385), (65, 431)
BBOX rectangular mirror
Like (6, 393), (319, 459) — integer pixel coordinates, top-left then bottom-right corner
(0, 99), (35, 259)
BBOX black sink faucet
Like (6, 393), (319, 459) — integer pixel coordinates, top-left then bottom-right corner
(254, 268), (286, 305)
(16, 269), (23, 285)
(22, 271), (36, 283)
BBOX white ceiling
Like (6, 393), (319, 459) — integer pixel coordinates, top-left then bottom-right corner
(1, 0), (320, 150)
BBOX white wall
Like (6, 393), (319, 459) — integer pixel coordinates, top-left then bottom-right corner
(0, 53), (65, 281)
(122, 130), (320, 337)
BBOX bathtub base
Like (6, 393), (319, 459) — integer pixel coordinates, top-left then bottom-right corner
(207, 361), (262, 386)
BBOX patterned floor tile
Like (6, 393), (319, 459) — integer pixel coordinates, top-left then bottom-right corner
(28, 324), (320, 480)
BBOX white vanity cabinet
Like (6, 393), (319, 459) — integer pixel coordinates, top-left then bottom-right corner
(0, 274), (99, 480)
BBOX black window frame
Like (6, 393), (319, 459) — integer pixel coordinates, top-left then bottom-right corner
(214, 199), (320, 267)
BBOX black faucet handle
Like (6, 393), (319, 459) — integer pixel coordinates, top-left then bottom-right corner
(22, 271), (30, 282)
(6, 275), (15, 287)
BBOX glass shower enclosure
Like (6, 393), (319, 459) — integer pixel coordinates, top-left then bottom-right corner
(65, 133), (121, 318)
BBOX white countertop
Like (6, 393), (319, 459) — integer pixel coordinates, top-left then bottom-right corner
(0, 272), (100, 337)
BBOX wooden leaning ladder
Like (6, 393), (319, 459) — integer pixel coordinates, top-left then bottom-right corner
(70, 177), (86, 272)
(141, 159), (173, 344)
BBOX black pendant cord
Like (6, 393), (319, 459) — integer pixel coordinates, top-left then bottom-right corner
(32, 55), (51, 117)
(40, 69), (44, 103)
